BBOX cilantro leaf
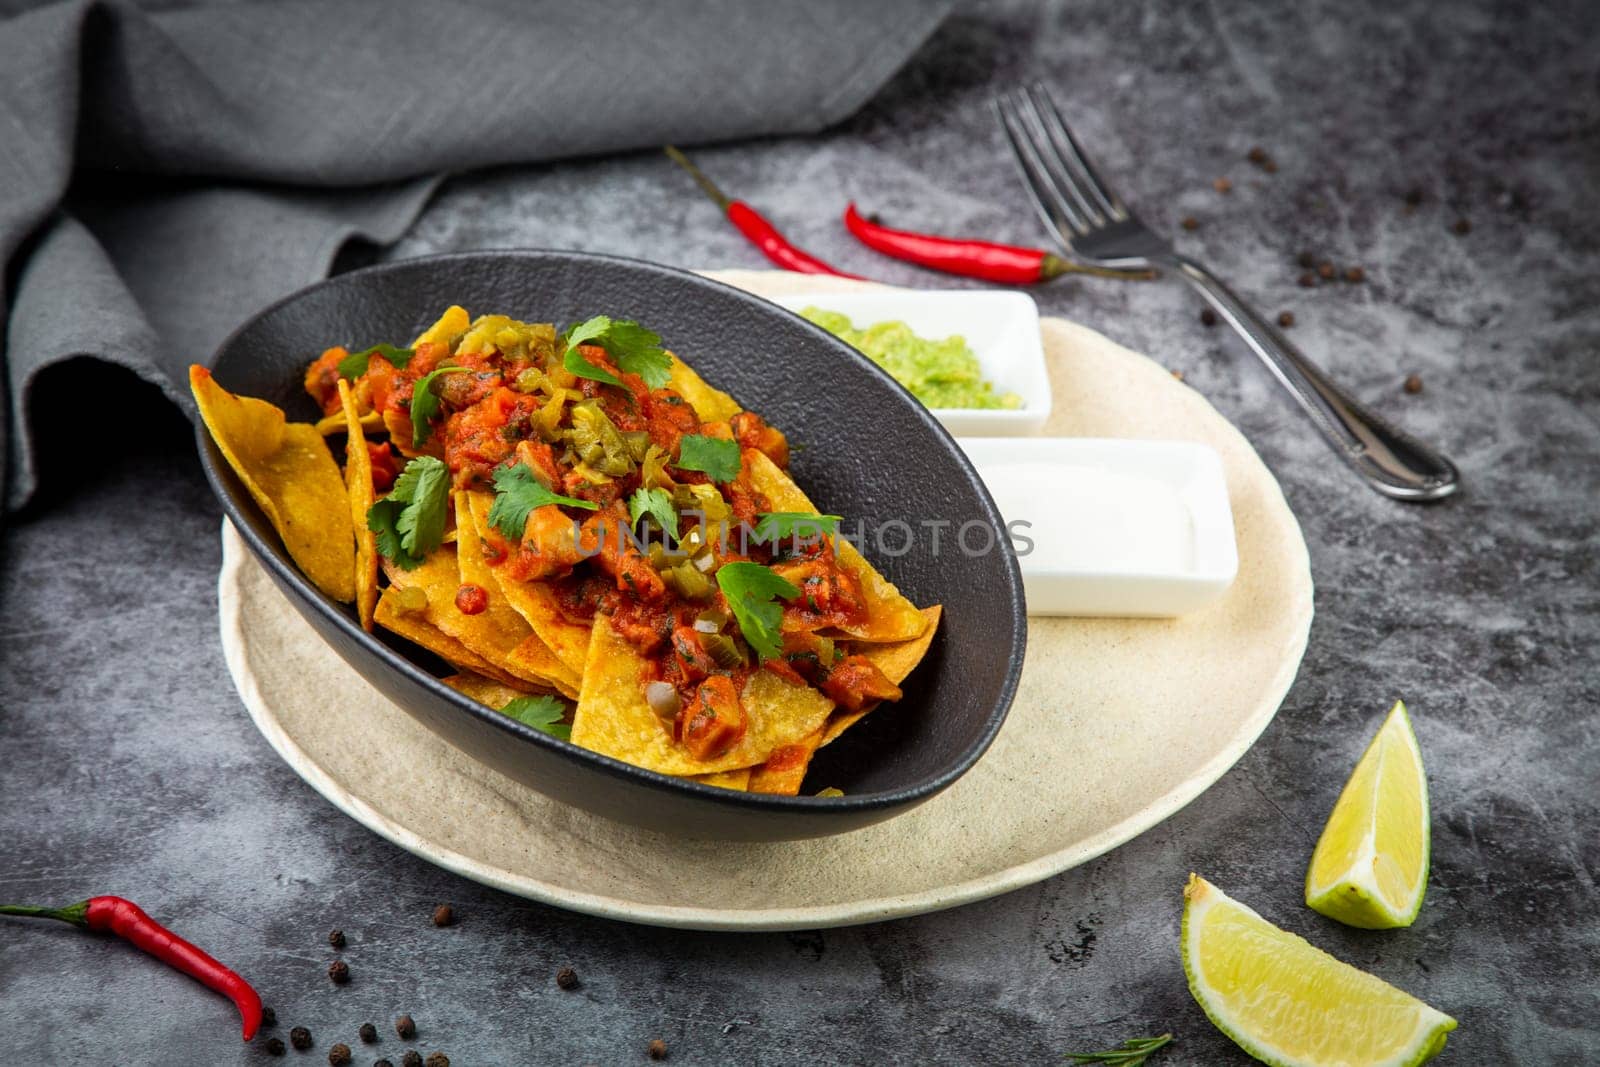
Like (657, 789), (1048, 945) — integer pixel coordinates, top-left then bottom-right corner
(366, 456), (450, 569)
(561, 316), (672, 389)
(753, 512), (842, 543)
(715, 561), (800, 661)
(501, 695), (571, 740)
(338, 342), (414, 380)
(487, 462), (598, 541)
(408, 364), (466, 448)
(627, 486), (678, 539)
(675, 434), (742, 482)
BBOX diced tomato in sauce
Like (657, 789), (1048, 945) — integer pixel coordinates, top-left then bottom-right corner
(675, 675), (747, 760)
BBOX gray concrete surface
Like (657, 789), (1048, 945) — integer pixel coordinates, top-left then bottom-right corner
(2, 0), (1596, 1062)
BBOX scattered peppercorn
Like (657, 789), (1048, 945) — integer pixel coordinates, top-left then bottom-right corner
(1180, 216), (1199, 231)
(1277, 311), (1295, 328)
(375, 1061), (394, 1067)
(1298, 272), (1317, 288)
(1247, 146), (1267, 164)
(1344, 266), (1366, 283)
(291, 1027), (314, 1051)
(1404, 374), (1424, 394)
(1262, 158), (1278, 173)
(648, 1038), (669, 1060)
(432, 904), (454, 928)
(329, 930), (346, 948)
(401, 1054), (423, 1067)
(262, 1006), (278, 1027)
(1452, 217), (1472, 235)
(329, 959), (351, 985)
(1213, 177), (1233, 194)
(359, 1023), (378, 1044)
(1199, 308), (1218, 327)
(329, 1044), (353, 1066)
(424, 1054), (450, 1067)
(1317, 261), (1335, 280)
(556, 966), (580, 990)
(396, 1015), (417, 1040)
(266, 1037), (286, 1056)
(1297, 251), (1315, 269)
(1404, 187), (1424, 207)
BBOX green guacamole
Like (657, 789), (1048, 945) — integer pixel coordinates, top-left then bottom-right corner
(801, 308), (1022, 411)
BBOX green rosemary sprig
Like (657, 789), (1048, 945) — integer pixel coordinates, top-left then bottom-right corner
(1063, 1033), (1174, 1065)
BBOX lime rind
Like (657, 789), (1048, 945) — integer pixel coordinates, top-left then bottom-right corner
(1305, 700), (1431, 929)
(1183, 874), (1457, 1067)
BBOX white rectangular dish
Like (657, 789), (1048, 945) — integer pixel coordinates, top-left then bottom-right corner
(771, 289), (1051, 435)
(959, 437), (1239, 618)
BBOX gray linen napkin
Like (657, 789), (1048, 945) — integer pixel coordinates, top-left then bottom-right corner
(1, 0), (952, 511)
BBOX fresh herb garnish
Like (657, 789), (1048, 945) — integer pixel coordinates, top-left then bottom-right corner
(675, 434), (742, 482)
(753, 512), (842, 543)
(338, 342), (414, 380)
(561, 316), (672, 389)
(627, 486), (678, 539)
(501, 695), (571, 740)
(715, 561), (800, 661)
(1063, 1034), (1174, 1065)
(408, 364), (466, 448)
(487, 462), (598, 541)
(366, 456), (450, 570)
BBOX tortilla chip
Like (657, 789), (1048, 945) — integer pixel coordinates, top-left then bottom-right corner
(570, 614), (834, 776)
(667, 352), (741, 422)
(462, 490), (593, 678)
(748, 729), (824, 795)
(190, 366), (356, 602)
(692, 768), (753, 791)
(373, 589), (534, 690)
(441, 672), (535, 708)
(455, 491), (581, 696)
(412, 305), (472, 350)
(338, 380), (380, 631)
(822, 604), (943, 746)
(315, 409), (382, 436)
(744, 449), (926, 643)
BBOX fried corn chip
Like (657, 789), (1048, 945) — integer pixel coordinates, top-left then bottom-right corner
(462, 490), (593, 678)
(412, 305), (472, 350)
(454, 491), (581, 697)
(373, 589), (533, 691)
(822, 604), (943, 746)
(570, 614), (834, 776)
(744, 449), (926, 643)
(338, 380), (380, 631)
(190, 366), (355, 602)
(693, 768), (754, 791)
(748, 730), (824, 795)
(667, 352), (741, 422)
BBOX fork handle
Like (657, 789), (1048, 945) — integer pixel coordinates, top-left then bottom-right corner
(1170, 256), (1460, 501)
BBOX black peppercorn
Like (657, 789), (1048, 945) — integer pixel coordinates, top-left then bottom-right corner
(1247, 146), (1267, 164)
(329, 959), (351, 984)
(401, 1053), (424, 1067)
(359, 1022), (379, 1044)
(1344, 266), (1365, 283)
(1404, 374), (1424, 394)
(1180, 216), (1199, 231)
(432, 904), (454, 928)
(1212, 177), (1232, 194)
(329, 1044), (353, 1066)
(1317, 262), (1335, 280)
(265, 1037), (286, 1056)
(375, 1061), (394, 1067)
(262, 1006), (277, 1027)
(1452, 218), (1472, 235)
(424, 1054), (450, 1067)
(556, 966), (580, 990)
(1277, 311), (1295, 328)
(290, 1027), (313, 1051)
(1199, 308), (1218, 327)
(1297, 272), (1316, 288)
(1297, 251), (1315, 269)
(396, 1015), (417, 1040)
(648, 1038), (668, 1060)
(329, 929), (346, 948)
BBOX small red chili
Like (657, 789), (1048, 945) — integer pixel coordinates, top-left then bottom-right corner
(842, 204), (1154, 285)
(664, 145), (860, 278)
(0, 896), (263, 1040)
(454, 584), (489, 615)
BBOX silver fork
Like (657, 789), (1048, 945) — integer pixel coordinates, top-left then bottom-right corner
(994, 85), (1460, 502)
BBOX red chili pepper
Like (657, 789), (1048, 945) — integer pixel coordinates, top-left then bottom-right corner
(0, 896), (264, 1041)
(842, 203), (1153, 284)
(664, 145), (862, 278)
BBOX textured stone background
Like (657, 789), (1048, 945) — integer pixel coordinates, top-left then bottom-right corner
(2, 0), (1596, 1062)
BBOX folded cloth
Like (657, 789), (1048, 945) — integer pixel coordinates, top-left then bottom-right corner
(1, 0), (952, 511)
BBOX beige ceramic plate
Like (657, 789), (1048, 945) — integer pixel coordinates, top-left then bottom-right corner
(217, 271), (1312, 931)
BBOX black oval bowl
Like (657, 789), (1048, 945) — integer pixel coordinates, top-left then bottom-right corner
(199, 250), (1025, 841)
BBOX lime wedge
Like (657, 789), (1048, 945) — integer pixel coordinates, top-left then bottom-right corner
(1306, 699), (1430, 928)
(1183, 874), (1456, 1066)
